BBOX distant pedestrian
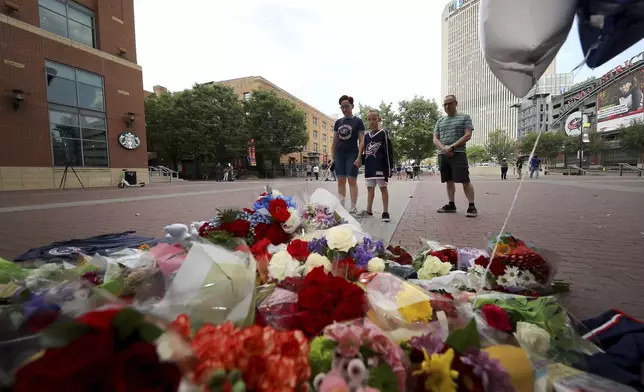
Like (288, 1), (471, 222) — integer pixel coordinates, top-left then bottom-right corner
(396, 164), (403, 180)
(313, 164), (320, 180)
(363, 109), (394, 222)
(305, 164), (312, 181)
(405, 166), (413, 180)
(500, 158), (508, 180)
(530, 155), (542, 179)
(516, 157), (523, 179)
(329, 160), (337, 181)
(434, 94), (477, 218)
(413, 163), (421, 181)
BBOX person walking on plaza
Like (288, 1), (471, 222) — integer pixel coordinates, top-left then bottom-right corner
(500, 158), (508, 180)
(305, 164), (312, 181)
(434, 94), (477, 218)
(413, 162), (421, 181)
(313, 164), (320, 180)
(530, 155), (542, 179)
(363, 109), (394, 222)
(516, 157), (523, 179)
(332, 95), (365, 214)
(396, 164), (403, 180)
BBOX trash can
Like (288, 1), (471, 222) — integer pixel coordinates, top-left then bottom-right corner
(124, 170), (137, 184)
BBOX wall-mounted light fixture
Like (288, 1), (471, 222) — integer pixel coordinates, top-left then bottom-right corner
(125, 112), (136, 127)
(12, 89), (24, 111)
(118, 47), (128, 56)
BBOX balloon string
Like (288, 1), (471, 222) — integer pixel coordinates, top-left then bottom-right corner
(571, 36), (602, 79)
(474, 129), (544, 298)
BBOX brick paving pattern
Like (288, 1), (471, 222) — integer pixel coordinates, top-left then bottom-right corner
(1, 176), (642, 322)
(391, 176), (644, 321)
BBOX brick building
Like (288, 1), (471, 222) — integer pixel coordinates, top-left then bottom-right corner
(0, 0), (147, 190)
(209, 76), (338, 166)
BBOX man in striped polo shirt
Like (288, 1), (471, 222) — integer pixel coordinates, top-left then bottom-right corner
(433, 94), (477, 217)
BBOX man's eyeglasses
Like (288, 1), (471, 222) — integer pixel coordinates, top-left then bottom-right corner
(340, 104), (352, 109)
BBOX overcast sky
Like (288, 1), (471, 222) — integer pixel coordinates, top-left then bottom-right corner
(134, 0), (644, 116)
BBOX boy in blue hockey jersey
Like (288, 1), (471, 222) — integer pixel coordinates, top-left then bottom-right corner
(363, 109), (394, 222)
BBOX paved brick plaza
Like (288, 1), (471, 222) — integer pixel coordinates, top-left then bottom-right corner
(0, 175), (642, 321)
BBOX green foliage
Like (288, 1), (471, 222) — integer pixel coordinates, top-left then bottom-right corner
(445, 319), (481, 354)
(396, 97), (441, 162)
(144, 84), (250, 176)
(619, 119), (644, 162)
(466, 145), (491, 163)
(309, 337), (336, 377)
(244, 89), (308, 168)
(484, 129), (515, 160)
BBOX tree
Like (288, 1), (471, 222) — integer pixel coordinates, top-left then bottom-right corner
(466, 145), (491, 163)
(144, 84), (251, 177)
(620, 119), (644, 163)
(519, 132), (566, 162)
(396, 97), (441, 163)
(484, 129), (515, 161)
(245, 89), (308, 176)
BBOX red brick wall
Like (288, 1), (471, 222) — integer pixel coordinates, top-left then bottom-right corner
(0, 0), (146, 169)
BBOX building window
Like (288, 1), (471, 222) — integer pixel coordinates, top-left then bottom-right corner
(243, 92), (250, 102)
(313, 117), (318, 128)
(45, 60), (107, 167)
(322, 121), (327, 129)
(313, 130), (318, 139)
(322, 145), (327, 154)
(313, 142), (318, 152)
(38, 0), (95, 48)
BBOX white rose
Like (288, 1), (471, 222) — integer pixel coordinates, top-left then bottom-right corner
(271, 189), (283, 196)
(268, 250), (300, 280)
(282, 207), (301, 234)
(303, 253), (332, 273)
(515, 322), (551, 357)
(326, 226), (357, 252)
(367, 257), (386, 272)
(423, 255), (452, 276)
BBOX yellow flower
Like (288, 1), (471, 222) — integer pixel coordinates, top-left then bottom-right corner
(413, 348), (459, 392)
(395, 283), (433, 323)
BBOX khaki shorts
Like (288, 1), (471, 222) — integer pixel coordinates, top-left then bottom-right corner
(366, 178), (388, 188)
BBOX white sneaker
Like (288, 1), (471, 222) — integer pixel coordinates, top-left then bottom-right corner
(349, 206), (358, 215)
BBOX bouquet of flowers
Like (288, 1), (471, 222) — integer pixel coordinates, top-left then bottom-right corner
(199, 189), (300, 248)
(309, 319), (408, 392)
(361, 273), (467, 344)
(412, 240), (459, 271)
(403, 319), (521, 392)
(257, 266), (366, 337)
(463, 234), (556, 294)
(171, 315), (311, 392)
(471, 293), (595, 365)
(7, 306), (185, 392)
(301, 203), (347, 230)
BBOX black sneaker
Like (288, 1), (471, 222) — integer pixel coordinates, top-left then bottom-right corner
(466, 205), (478, 218)
(381, 212), (391, 222)
(437, 204), (457, 213)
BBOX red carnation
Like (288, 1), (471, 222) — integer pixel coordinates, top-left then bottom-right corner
(475, 256), (505, 277)
(481, 304), (512, 332)
(388, 245), (413, 265)
(287, 239), (310, 262)
(268, 198), (290, 223)
(265, 222), (290, 245)
(221, 219), (251, 238)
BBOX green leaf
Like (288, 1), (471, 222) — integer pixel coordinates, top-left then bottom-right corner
(112, 307), (144, 341)
(138, 323), (163, 343)
(445, 319), (481, 354)
(40, 320), (92, 348)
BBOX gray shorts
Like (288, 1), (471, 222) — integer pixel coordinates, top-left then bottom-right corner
(366, 178), (388, 188)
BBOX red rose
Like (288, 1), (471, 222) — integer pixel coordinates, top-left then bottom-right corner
(480, 304), (512, 332)
(277, 276), (306, 292)
(253, 222), (269, 240)
(13, 331), (114, 392)
(268, 198), (290, 223)
(287, 239), (310, 261)
(475, 256), (505, 277)
(77, 308), (122, 331)
(265, 222), (290, 245)
(112, 342), (182, 392)
(221, 219), (251, 238)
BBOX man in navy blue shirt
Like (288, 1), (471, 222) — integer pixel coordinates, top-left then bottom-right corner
(529, 155), (542, 179)
(332, 95), (365, 214)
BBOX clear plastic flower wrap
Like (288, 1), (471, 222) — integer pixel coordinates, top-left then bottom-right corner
(359, 272), (471, 344)
(469, 292), (602, 366)
(145, 239), (257, 327)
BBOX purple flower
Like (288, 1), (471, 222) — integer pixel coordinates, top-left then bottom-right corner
(20, 291), (60, 320)
(374, 240), (385, 254)
(461, 349), (515, 392)
(308, 237), (328, 255)
(408, 333), (444, 356)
